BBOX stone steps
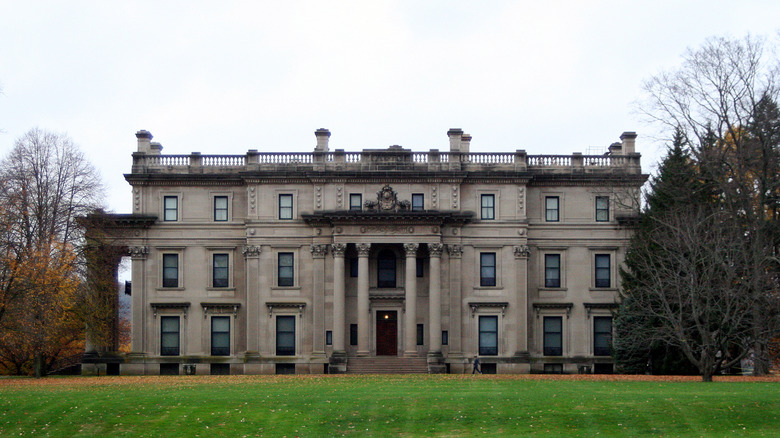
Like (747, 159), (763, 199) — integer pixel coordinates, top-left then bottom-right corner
(346, 356), (429, 374)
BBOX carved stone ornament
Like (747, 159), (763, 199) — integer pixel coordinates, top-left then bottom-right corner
(514, 245), (530, 259)
(242, 245), (262, 257)
(331, 243), (347, 257)
(447, 244), (463, 258)
(403, 243), (419, 256)
(128, 246), (148, 257)
(364, 184), (411, 212)
(310, 244), (328, 258)
(356, 243), (371, 257)
(429, 243), (444, 257)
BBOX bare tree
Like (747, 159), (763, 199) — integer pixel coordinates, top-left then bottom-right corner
(637, 34), (780, 375)
(0, 128), (104, 376)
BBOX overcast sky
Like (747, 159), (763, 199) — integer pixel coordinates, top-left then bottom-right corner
(1, 1), (779, 213)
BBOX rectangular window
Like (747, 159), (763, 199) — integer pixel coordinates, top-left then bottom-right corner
(325, 330), (333, 346)
(595, 196), (609, 222)
(211, 316), (230, 356)
(478, 315), (498, 356)
(214, 196), (228, 221)
(480, 253), (496, 287)
(279, 194), (293, 220)
(594, 316), (612, 356)
(349, 194), (362, 211)
(278, 252), (294, 287)
(349, 258), (358, 278)
(164, 196), (178, 221)
(416, 324), (424, 346)
(416, 257), (424, 278)
(349, 324), (358, 346)
(442, 330), (448, 346)
(412, 193), (424, 211)
(160, 316), (180, 356)
(543, 316), (563, 356)
(212, 254), (229, 288)
(162, 254), (179, 288)
(595, 254), (611, 288)
(276, 315), (295, 356)
(481, 194), (495, 220)
(545, 196), (559, 222)
(544, 254), (561, 288)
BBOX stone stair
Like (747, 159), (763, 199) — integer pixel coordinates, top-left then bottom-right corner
(346, 356), (430, 374)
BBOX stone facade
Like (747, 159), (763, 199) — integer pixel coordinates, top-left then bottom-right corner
(115, 128), (646, 375)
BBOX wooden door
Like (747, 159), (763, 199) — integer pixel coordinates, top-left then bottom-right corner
(375, 311), (398, 356)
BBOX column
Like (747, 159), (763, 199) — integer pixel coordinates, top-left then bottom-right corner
(447, 244), (464, 356)
(356, 243), (371, 356)
(428, 243), (444, 353)
(514, 245), (530, 353)
(331, 244), (347, 353)
(310, 244), (328, 358)
(243, 245), (262, 355)
(404, 243), (419, 356)
(128, 246), (148, 353)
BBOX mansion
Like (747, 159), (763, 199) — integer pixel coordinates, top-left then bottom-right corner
(104, 128), (646, 375)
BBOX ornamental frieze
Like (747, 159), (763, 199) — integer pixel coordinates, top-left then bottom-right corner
(360, 225), (415, 234)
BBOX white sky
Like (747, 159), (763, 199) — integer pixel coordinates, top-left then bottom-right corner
(1, 0), (779, 214)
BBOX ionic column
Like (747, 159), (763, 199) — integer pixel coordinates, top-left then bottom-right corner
(356, 243), (371, 356)
(404, 243), (419, 356)
(310, 244), (328, 357)
(331, 243), (347, 353)
(428, 243), (444, 353)
(514, 245), (530, 353)
(447, 244), (464, 355)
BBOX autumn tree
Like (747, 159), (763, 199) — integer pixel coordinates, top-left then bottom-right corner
(0, 128), (104, 376)
(627, 33), (780, 379)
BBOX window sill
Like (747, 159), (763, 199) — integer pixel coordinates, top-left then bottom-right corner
(157, 287), (185, 292)
(474, 286), (502, 290)
(589, 288), (618, 292)
(271, 286), (301, 291)
(206, 287), (236, 292)
(539, 287), (568, 292)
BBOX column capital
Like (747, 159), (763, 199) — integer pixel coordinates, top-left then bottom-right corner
(514, 245), (530, 259)
(428, 243), (444, 257)
(310, 244), (328, 258)
(127, 246), (148, 259)
(331, 243), (347, 257)
(446, 244), (463, 259)
(242, 245), (262, 258)
(403, 243), (419, 257)
(356, 243), (371, 257)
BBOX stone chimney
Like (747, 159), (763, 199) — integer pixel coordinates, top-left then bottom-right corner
(461, 134), (472, 155)
(135, 130), (153, 153)
(620, 131), (637, 154)
(608, 142), (622, 155)
(447, 128), (464, 152)
(149, 142), (163, 155)
(315, 128), (331, 152)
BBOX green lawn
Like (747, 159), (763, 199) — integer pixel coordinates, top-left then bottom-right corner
(1, 375), (778, 437)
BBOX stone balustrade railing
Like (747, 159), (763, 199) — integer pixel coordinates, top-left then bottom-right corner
(132, 149), (641, 174)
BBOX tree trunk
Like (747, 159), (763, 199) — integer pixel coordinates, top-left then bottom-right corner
(33, 353), (45, 378)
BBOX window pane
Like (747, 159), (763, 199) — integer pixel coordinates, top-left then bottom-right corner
(164, 196), (178, 221)
(416, 258), (424, 278)
(595, 255), (610, 287)
(161, 316), (179, 356)
(213, 254), (229, 288)
(479, 316), (498, 356)
(545, 254), (561, 288)
(211, 316), (230, 356)
(214, 196), (228, 221)
(545, 197), (559, 221)
(279, 194), (293, 219)
(480, 253), (496, 287)
(276, 316), (295, 356)
(596, 196), (609, 222)
(350, 194), (362, 210)
(594, 316), (612, 356)
(162, 254), (178, 288)
(377, 251), (396, 288)
(481, 194), (495, 220)
(278, 253), (294, 287)
(412, 194), (424, 211)
(543, 316), (562, 356)
(416, 324), (424, 345)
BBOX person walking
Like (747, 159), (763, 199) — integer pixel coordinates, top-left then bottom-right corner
(472, 355), (481, 374)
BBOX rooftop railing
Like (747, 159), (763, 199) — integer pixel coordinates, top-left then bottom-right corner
(131, 149), (642, 175)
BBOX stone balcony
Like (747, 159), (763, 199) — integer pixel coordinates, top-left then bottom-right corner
(130, 147), (642, 176)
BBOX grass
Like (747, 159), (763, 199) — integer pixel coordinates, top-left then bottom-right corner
(0, 375), (778, 437)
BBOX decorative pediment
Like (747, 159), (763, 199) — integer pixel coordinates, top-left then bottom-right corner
(364, 185), (411, 212)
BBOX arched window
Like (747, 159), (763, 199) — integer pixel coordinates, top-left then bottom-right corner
(377, 250), (397, 288)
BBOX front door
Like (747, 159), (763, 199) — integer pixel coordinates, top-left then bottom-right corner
(376, 311), (398, 356)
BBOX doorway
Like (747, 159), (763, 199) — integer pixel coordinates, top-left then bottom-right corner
(376, 311), (398, 356)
